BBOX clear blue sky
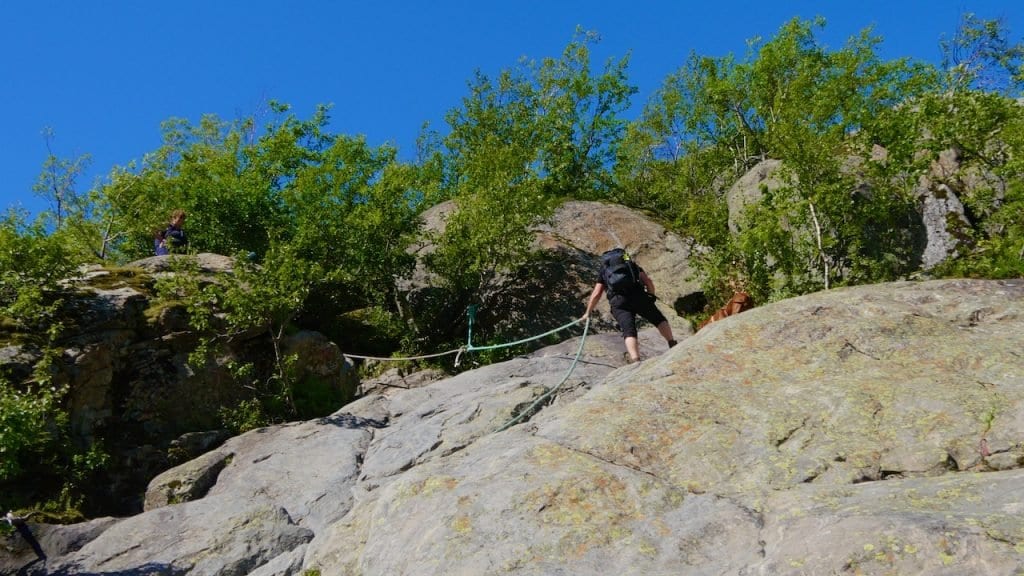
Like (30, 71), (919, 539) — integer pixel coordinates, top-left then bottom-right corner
(3, 1), (1021, 218)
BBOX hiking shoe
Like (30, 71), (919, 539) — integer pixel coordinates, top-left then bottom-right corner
(667, 339), (678, 348)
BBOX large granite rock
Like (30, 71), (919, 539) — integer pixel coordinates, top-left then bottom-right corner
(16, 279), (1024, 575)
(404, 200), (700, 345)
(726, 158), (785, 234)
(916, 148), (974, 269)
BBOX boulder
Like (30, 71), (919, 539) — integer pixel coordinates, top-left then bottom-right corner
(144, 448), (232, 511)
(916, 148), (973, 268)
(726, 157), (785, 233)
(404, 200), (700, 344)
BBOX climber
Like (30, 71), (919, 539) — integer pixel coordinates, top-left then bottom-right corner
(582, 248), (676, 363)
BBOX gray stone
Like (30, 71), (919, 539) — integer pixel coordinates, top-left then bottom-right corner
(18, 279), (1024, 576)
(144, 449), (232, 510)
(726, 157), (786, 233)
(404, 200), (700, 346)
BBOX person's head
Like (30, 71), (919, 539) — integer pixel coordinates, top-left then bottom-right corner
(169, 209), (186, 228)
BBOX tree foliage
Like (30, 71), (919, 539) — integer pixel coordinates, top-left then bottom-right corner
(0, 210), (79, 331)
(425, 29), (635, 338)
(619, 17), (997, 303)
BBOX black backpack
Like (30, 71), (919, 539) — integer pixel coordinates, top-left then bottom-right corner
(600, 248), (640, 295)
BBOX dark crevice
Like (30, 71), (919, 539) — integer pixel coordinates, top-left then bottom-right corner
(801, 463), (828, 483)
(439, 442), (470, 458)
(506, 386), (556, 427)
(944, 452), (960, 471)
(541, 437), (667, 485)
(774, 417), (809, 448)
(404, 440), (444, 471)
(838, 339), (880, 361)
(441, 403), (482, 428)
(716, 495), (767, 560)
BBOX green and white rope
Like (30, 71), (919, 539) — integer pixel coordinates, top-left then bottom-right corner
(496, 314), (591, 432)
(465, 316), (585, 352)
(342, 309), (594, 432)
(342, 348), (466, 362)
(342, 313), (587, 365)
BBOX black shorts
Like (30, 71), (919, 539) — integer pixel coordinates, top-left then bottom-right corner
(609, 292), (667, 339)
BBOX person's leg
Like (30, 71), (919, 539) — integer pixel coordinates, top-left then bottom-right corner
(656, 320), (677, 347)
(610, 304), (640, 362)
(637, 297), (676, 349)
(624, 336), (641, 362)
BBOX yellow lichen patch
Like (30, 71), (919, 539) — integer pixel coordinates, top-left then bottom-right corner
(451, 514), (472, 535)
(518, 466), (646, 561)
(650, 518), (672, 537)
(535, 475), (629, 526)
(530, 442), (572, 467)
(402, 475), (459, 498)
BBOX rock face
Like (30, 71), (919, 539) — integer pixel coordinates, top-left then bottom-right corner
(916, 148), (974, 269)
(535, 200), (703, 327)
(404, 200), (700, 345)
(726, 158), (785, 234)
(726, 149), (992, 271)
(14, 278), (1024, 575)
(0, 255), (356, 516)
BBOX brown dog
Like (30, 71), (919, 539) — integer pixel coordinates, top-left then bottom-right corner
(697, 291), (753, 330)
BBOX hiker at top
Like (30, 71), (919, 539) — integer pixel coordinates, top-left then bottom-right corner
(160, 209), (188, 254)
(582, 248), (677, 363)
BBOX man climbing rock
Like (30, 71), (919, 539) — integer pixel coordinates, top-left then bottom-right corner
(582, 247), (677, 363)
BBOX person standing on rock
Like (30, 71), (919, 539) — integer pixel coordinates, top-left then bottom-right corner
(582, 247), (677, 363)
(162, 209), (188, 254)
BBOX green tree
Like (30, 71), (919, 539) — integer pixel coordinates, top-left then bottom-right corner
(33, 128), (92, 231)
(623, 18), (938, 302)
(534, 28), (636, 199)
(0, 209), (79, 330)
(0, 210), (105, 516)
(425, 30), (634, 342)
(922, 15), (1024, 278)
(91, 102), (325, 262)
(940, 12), (1024, 95)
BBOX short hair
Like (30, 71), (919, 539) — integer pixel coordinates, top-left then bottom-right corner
(170, 209), (186, 220)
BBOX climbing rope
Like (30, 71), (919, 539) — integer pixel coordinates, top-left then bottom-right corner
(342, 348), (466, 362)
(464, 304), (585, 353)
(341, 308), (594, 432)
(341, 310), (587, 365)
(496, 314), (590, 432)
